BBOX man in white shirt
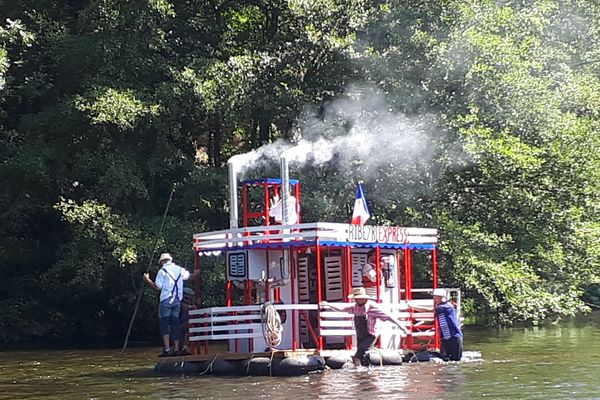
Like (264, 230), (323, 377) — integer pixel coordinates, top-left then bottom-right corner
(144, 253), (192, 356)
(361, 250), (382, 299)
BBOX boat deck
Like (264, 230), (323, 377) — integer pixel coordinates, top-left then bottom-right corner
(155, 348), (380, 363)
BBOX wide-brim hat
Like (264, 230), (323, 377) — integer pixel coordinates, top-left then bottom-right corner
(432, 288), (447, 298)
(158, 253), (173, 263)
(348, 287), (372, 300)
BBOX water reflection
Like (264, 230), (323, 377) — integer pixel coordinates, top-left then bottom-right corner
(1, 314), (600, 399)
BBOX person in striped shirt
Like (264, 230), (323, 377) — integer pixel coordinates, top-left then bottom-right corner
(320, 287), (409, 366)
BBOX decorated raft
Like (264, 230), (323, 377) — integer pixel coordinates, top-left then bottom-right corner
(153, 154), (462, 376)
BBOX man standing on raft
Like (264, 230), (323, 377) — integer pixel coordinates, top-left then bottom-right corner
(144, 253), (194, 357)
(320, 287), (409, 366)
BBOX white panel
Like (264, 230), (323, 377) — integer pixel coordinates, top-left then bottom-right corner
(189, 323), (262, 333)
(297, 256), (310, 342)
(320, 329), (355, 336)
(247, 250), (266, 280)
(351, 252), (367, 287)
(324, 255), (343, 301)
(297, 256), (310, 302)
(320, 320), (354, 327)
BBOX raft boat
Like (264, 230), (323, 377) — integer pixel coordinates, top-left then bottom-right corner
(154, 155), (461, 376)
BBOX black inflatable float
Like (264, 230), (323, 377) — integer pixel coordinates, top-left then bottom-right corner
(155, 355), (326, 376)
(154, 350), (445, 376)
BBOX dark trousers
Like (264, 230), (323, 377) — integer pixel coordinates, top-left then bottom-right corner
(354, 315), (377, 363)
(441, 336), (463, 361)
(355, 333), (377, 362)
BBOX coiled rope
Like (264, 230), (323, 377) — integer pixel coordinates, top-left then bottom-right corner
(261, 302), (283, 349)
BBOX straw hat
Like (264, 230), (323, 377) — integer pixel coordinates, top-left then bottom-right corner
(432, 288), (447, 298)
(158, 253), (173, 263)
(348, 287), (372, 300)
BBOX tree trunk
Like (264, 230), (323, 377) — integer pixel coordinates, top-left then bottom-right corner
(258, 113), (271, 144)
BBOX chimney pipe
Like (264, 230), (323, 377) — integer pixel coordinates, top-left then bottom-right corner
(279, 155), (290, 225)
(278, 153), (291, 286)
(227, 158), (239, 229)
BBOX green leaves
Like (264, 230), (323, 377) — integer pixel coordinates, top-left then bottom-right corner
(1, 0), (599, 345)
(75, 88), (160, 130)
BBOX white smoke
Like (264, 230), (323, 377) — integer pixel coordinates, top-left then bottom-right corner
(231, 84), (435, 181)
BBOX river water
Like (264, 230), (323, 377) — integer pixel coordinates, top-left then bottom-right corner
(1, 313), (600, 399)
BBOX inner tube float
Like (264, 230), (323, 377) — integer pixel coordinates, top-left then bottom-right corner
(155, 355), (325, 376)
(364, 349), (404, 366)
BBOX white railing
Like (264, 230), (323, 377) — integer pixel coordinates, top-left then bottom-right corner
(318, 301), (438, 338)
(192, 222), (438, 250)
(186, 294), (457, 344)
(188, 304), (319, 342)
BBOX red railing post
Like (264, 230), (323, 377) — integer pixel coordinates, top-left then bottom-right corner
(291, 247), (297, 351)
(375, 246), (381, 303)
(344, 245), (352, 350)
(315, 243), (324, 351)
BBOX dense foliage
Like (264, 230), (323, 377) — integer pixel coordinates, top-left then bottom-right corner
(1, 0), (598, 346)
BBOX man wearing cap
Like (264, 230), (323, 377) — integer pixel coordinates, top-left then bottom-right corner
(360, 250), (384, 299)
(320, 287), (409, 366)
(143, 253), (193, 357)
(431, 288), (462, 361)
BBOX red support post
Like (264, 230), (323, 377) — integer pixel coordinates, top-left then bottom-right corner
(300, 310), (320, 350)
(242, 185), (249, 227)
(246, 280), (254, 352)
(193, 248), (200, 355)
(344, 245), (352, 350)
(291, 247), (297, 352)
(203, 309), (209, 354)
(432, 247), (438, 289)
(432, 247), (440, 350)
(263, 183), (270, 227)
(265, 250), (270, 302)
(226, 280), (233, 307)
(315, 244), (324, 351)
(295, 183), (302, 223)
(226, 280), (237, 352)
(404, 247), (413, 350)
(396, 250), (402, 301)
(375, 246), (381, 303)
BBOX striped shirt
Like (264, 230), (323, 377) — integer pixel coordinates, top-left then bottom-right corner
(343, 301), (396, 336)
(435, 301), (462, 340)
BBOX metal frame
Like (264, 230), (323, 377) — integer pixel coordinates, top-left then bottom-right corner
(191, 178), (453, 355)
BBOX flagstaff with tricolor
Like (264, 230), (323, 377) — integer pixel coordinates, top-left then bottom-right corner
(351, 181), (371, 225)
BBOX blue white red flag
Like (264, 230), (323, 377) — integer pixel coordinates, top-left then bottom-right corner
(351, 182), (370, 225)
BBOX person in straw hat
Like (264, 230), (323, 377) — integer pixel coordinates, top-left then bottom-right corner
(320, 287), (409, 366)
(143, 253), (195, 357)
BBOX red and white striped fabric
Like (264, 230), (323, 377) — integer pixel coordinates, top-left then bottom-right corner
(351, 182), (370, 225)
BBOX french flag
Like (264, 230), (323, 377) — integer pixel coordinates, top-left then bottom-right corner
(351, 182), (370, 225)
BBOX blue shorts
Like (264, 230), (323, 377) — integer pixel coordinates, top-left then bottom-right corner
(158, 299), (181, 319)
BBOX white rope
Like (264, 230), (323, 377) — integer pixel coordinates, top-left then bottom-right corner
(261, 302), (283, 349)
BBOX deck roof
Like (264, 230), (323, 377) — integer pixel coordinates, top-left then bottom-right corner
(193, 222), (437, 253)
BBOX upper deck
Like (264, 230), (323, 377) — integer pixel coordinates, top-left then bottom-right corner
(193, 222), (437, 253)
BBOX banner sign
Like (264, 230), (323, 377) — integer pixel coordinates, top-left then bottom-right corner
(348, 225), (409, 244)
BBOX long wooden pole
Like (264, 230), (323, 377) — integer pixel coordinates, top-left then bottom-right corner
(121, 185), (175, 352)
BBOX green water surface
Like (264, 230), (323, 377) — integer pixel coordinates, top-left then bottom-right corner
(1, 313), (599, 399)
